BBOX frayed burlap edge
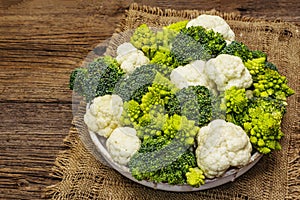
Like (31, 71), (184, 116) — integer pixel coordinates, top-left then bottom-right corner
(45, 3), (300, 200)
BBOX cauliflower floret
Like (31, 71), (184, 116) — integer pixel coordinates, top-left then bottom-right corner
(84, 94), (123, 138)
(106, 127), (141, 165)
(205, 54), (252, 92)
(116, 42), (149, 73)
(196, 119), (252, 178)
(186, 14), (235, 43)
(170, 60), (216, 93)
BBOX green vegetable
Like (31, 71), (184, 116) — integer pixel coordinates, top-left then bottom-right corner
(150, 51), (180, 69)
(69, 67), (87, 90)
(165, 20), (189, 33)
(264, 61), (278, 71)
(130, 24), (158, 59)
(129, 143), (197, 185)
(244, 57), (267, 81)
(119, 100), (142, 127)
(69, 56), (125, 102)
(114, 64), (173, 103)
(185, 167), (205, 187)
(238, 98), (286, 154)
(220, 86), (249, 123)
(130, 24), (175, 59)
(180, 26), (227, 56)
(253, 68), (295, 101)
(244, 57), (295, 100)
(171, 31), (211, 64)
(220, 41), (266, 62)
(166, 85), (212, 126)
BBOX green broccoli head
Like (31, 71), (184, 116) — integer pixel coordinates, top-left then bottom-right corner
(69, 56), (125, 102)
(114, 64), (160, 103)
(69, 67), (87, 90)
(166, 85), (213, 127)
(221, 41), (266, 62)
(129, 144), (197, 185)
(180, 26), (227, 56)
(171, 32), (212, 64)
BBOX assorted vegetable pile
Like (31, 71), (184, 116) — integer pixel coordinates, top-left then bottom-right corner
(69, 14), (294, 187)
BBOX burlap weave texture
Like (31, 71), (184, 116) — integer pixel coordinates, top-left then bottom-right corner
(46, 3), (300, 200)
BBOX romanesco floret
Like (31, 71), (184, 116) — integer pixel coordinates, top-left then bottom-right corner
(244, 57), (295, 100)
(253, 68), (295, 101)
(240, 98), (286, 154)
(185, 167), (205, 187)
(220, 86), (249, 122)
(130, 24), (157, 59)
(166, 20), (189, 32)
(119, 100), (142, 127)
(243, 57), (267, 81)
(130, 23), (179, 63)
(150, 51), (180, 69)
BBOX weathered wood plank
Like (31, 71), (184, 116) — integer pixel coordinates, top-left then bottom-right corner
(0, 103), (72, 199)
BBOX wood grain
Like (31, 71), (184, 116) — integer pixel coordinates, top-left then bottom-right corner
(0, 0), (299, 199)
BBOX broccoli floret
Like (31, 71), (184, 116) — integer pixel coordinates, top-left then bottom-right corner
(180, 26), (227, 56)
(69, 67), (87, 90)
(138, 136), (170, 153)
(265, 61), (278, 71)
(239, 98), (286, 154)
(129, 143), (197, 185)
(221, 41), (266, 62)
(114, 64), (171, 103)
(251, 50), (267, 59)
(69, 56), (125, 102)
(185, 167), (205, 187)
(171, 32), (211, 64)
(166, 86), (212, 126)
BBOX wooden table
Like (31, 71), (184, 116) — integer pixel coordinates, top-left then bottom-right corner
(0, 1), (299, 199)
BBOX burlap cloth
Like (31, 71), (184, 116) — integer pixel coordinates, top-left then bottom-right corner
(46, 3), (300, 200)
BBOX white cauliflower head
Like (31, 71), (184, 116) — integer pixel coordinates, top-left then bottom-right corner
(170, 60), (216, 92)
(196, 119), (252, 178)
(186, 14), (235, 43)
(116, 42), (149, 73)
(84, 94), (123, 138)
(106, 127), (141, 165)
(205, 54), (252, 92)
